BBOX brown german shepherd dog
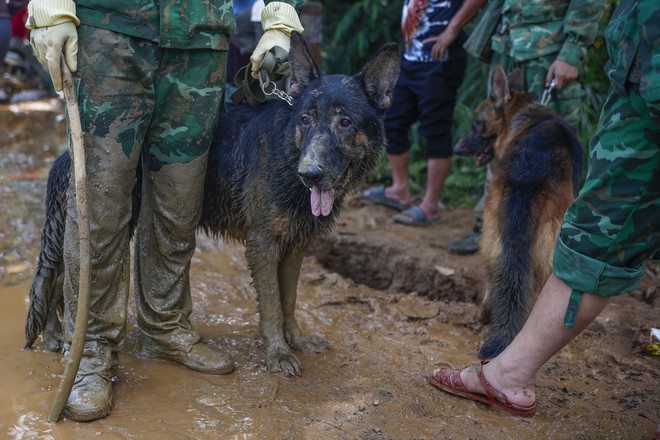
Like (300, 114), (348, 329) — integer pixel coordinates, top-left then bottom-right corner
(454, 65), (583, 359)
(24, 33), (401, 376)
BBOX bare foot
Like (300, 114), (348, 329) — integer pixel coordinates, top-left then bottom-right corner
(394, 201), (441, 226)
(382, 186), (410, 206)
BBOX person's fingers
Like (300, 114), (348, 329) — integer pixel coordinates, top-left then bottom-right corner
(64, 34), (78, 72)
(250, 46), (266, 78)
(46, 43), (63, 91)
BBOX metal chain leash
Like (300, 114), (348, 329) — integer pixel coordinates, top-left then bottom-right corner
(540, 79), (556, 107)
(259, 70), (294, 106)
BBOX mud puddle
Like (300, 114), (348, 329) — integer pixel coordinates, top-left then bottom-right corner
(0, 100), (658, 440)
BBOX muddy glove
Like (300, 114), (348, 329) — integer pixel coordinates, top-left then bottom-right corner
(26, 0), (80, 92)
(250, 2), (303, 79)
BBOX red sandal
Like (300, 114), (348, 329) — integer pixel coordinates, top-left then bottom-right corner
(428, 360), (537, 418)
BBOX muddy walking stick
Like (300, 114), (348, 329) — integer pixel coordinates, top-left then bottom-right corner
(48, 56), (92, 423)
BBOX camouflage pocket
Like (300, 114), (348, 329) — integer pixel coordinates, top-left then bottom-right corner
(75, 0), (147, 19)
(518, 3), (568, 24)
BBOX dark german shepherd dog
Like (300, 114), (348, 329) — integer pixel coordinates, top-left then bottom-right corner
(24, 33), (400, 376)
(454, 65), (583, 359)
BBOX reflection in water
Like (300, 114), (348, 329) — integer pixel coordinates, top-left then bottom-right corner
(8, 412), (54, 440)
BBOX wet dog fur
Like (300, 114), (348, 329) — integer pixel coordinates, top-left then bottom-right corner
(454, 65), (583, 359)
(24, 32), (400, 376)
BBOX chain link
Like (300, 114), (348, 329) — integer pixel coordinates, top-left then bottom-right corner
(259, 70), (294, 106)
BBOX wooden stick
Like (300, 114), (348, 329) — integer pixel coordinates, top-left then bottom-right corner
(48, 57), (92, 423)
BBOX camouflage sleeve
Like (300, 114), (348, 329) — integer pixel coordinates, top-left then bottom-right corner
(556, 0), (605, 68)
(264, 0), (304, 15)
(639, 0), (660, 117)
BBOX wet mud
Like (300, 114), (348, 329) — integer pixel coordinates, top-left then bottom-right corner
(0, 100), (658, 439)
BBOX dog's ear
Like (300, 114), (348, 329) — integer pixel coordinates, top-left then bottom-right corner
(355, 43), (401, 113)
(508, 68), (523, 92)
(289, 31), (321, 97)
(490, 64), (510, 104)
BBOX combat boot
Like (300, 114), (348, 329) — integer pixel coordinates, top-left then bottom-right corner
(448, 220), (481, 255)
(142, 338), (235, 375)
(63, 341), (116, 422)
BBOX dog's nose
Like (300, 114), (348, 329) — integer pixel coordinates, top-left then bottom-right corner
(299, 164), (323, 185)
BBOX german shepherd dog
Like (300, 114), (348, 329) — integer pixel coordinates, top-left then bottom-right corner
(24, 33), (400, 376)
(454, 65), (583, 359)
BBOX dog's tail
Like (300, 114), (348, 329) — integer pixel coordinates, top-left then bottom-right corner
(479, 195), (537, 359)
(24, 153), (70, 351)
(478, 124), (561, 359)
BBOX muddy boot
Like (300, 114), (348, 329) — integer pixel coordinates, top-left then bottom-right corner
(64, 341), (116, 422)
(135, 157), (234, 375)
(142, 338), (235, 375)
(448, 220), (481, 255)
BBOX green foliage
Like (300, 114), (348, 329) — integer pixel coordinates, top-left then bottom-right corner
(322, 0), (402, 75)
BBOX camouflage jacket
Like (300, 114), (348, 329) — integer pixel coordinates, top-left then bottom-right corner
(491, 0), (604, 67)
(604, 0), (660, 107)
(75, 0), (304, 51)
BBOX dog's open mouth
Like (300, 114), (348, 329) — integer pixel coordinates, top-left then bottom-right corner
(476, 141), (495, 166)
(310, 186), (337, 217)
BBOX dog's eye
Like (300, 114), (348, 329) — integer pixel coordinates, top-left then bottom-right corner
(339, 118), (352, 128)
(301, 115), (311, 126)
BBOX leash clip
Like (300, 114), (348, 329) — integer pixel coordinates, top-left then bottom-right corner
(259, 70), (293, 106)
(540, 79), (556, 106)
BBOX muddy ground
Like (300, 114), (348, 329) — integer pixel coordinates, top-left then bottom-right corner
(0, 99), (658, 440)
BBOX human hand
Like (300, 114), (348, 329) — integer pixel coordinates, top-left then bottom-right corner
(422, 28), (459, 61)
(545, 60), (578, 89)
(251, 2), (303, 79)
(30, 21), (78, 92)
(250, 29), (291, 79)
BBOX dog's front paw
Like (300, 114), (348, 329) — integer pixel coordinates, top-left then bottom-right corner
(290, 333), (331, 355)
(266, 346), (302, 377)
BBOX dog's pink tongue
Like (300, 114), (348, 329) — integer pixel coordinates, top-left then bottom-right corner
(310, 186), (336, 217)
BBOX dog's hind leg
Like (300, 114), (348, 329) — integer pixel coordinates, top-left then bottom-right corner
(246, 237), (302, 376)
(279, 250), (330, 355)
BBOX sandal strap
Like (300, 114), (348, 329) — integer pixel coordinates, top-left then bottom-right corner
(476, 360), (510, 405)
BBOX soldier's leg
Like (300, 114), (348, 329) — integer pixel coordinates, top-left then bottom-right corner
(554, 84), (660, 309)
(62, 26), (156, 421)
(135, 48), (234, 374)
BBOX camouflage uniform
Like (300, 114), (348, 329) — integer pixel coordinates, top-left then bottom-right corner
(553, 0), (660, 327)
(488, 0), (604, 126)
(55, 0), (302, 420)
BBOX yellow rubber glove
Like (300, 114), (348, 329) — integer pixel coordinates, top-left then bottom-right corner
(250, 2), (304, 79)
(26, 0), (80, 92)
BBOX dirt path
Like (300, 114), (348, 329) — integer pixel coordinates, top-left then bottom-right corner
(0, 100), (658, 439)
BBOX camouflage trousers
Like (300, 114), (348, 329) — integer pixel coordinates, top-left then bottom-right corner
(63, 25), (227, 370)
(473, 51), (584, 221)
(553, 83), (660, 326)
